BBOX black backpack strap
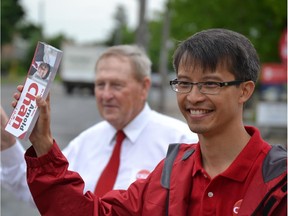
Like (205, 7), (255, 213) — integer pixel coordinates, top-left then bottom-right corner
(161, 144), (180, 216)
(161, 144), (180, 189)
(262, 177), (287, 216)
(251, 145), (287, 215)
(251, 173), (287, 216)
(161, 144), (195, 216)
(262, 144), (287, 182)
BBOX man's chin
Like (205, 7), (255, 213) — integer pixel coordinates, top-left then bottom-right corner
(102, 113), (118, 122)
(103, 107), (118, 113)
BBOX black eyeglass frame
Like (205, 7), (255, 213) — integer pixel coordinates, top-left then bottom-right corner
(169, 79), (246, 94)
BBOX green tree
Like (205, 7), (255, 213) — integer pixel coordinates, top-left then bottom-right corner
(169, 0), (286, 63)
(105, 4), (135, 46)
(1, 0), (24, 44)
(113, 5), (128, 45)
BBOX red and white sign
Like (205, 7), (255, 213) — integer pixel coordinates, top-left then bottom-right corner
(5, 78), (45, 139)
(5, 42), (63, 140)
(260, 63), (287, 84)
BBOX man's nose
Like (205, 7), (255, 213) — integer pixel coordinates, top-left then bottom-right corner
(101, 86), (114, 99)
(186, 85), (205, 102)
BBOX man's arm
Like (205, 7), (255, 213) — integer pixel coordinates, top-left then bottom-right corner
(28, 94), (53, 156)
(25, 139), (163, 216)
(1, 105), (16, 150)
(1, 105), (36, 205)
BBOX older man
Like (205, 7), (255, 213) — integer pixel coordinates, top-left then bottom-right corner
(1, 45), (197, 207)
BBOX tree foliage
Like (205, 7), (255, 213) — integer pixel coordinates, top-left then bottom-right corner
(105, 4), (135, 46)
(130, 0), (286, 72)
(2, 0), (286, 77)
(168, 0), (286, 63)
(1, 0), (24, 44)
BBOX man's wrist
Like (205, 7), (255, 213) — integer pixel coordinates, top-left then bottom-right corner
(1, 136), (17, 151)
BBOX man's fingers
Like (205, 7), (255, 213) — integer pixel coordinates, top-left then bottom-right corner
(13, 92), (21, 100)
(16, 85), (24, 92)
(46, 94), (50, 111)
(11, 85), (24, 108)
(36, 96), (45, 106)
(36, 94), (50, 117)
(12, 92), (20, 108)
(30, 93), (53, 156)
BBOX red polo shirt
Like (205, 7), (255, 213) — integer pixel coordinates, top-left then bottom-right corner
(188, 129), (271, 215)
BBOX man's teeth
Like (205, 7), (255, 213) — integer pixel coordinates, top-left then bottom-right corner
(190, 109), (209, 115)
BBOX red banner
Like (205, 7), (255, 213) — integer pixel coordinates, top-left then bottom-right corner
(260, 63), (287, 84)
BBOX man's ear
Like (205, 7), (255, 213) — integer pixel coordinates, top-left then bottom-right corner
(239, 81), (255, 103)
(143, 76), (151, 90)
(141, 77), (151, 100)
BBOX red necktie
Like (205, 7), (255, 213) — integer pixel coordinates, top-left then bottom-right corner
(94, 130), (126, 196)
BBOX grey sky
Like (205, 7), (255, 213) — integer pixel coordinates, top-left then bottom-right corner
(20, 0), (165, 43)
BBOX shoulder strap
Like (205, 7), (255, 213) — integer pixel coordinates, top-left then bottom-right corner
(161, 143), (196, 216)
(161, 144), (180, 216)
(161, 143), (180, 189)
(250, 144), (287, 215)
(262, 144), (287, 182)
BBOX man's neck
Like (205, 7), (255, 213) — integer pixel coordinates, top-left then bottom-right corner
(198, 126), (251, 179)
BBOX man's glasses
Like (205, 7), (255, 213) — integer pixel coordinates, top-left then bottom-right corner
(169, 79), (246, 95)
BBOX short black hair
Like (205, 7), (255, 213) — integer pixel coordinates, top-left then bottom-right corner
(173, 28), (260, 83)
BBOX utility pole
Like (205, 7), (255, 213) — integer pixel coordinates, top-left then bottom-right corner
(136, 0), (149, 51)
(114, 5), (127, 45)
(158, 1), (171, 112)
(38, 0), (45, 39)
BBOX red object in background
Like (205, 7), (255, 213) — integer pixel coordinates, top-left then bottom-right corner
(279, 29), (287, 64)
(260, 63), (287, 84)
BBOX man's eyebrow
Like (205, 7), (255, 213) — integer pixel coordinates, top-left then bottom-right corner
(176, 75), (190, 80)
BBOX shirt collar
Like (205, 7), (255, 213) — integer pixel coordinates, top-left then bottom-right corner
(107, 103), (152, 145)
(221, 126), (267, 182)
(192, 126), (267, 182)
(123, 103), (151, 144)
(192, 144), (202, 177)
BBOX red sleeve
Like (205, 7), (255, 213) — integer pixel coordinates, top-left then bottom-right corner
(25, 141), (96, 215)
(24, 140), (153, 216)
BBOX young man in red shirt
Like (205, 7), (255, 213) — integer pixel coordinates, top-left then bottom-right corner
(13, 28), (287, 215)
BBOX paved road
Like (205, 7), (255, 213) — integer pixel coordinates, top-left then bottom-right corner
(1, 80), (183, 216)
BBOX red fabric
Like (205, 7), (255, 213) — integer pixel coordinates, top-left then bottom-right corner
(25, 126), (287, 216)
(94, 130), (125, 196)
(187, 134), (272, 215)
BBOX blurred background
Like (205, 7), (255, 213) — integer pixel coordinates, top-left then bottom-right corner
(1, 0), (287, 215)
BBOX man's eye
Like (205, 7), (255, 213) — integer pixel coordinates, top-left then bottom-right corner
(112, 83), (123, 90)
(95, 83), (105, 88)
(202, 82), (219, 88)
(177, 81), (190, 87)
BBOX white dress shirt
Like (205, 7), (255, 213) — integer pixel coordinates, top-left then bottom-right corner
(1, 103), (198, 206)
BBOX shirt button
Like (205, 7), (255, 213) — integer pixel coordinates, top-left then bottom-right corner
(208, 192), (214, 197)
